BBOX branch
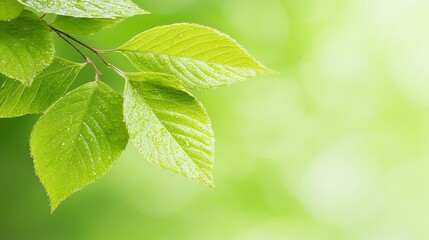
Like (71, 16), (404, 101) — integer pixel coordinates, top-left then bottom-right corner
(54, 31), (101, 81)
(49, 25), (127, 78)
(40, 16), (127, 80)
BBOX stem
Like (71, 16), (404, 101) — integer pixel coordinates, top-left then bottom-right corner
(41, 17), (127, 80)
(54, 32), (101, 81)
(53, 26), (127, 78)
(56, 30), (127, 77)
(50, 26), (101, 54)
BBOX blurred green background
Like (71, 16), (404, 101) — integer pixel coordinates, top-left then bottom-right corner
(2, 0), (429, 239)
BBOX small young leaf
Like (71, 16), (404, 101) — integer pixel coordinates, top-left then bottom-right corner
(0, 10), (55, 85)
(52, 16), (123, 35)
(124, 72), (215, 188)
(31, 81), (129, 212)
(117, 23), (274, 90)
(0, 57), (84, 118)
(18, 0), (149, 19)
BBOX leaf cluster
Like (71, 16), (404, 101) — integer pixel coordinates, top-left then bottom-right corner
(0, 0), (274, 211)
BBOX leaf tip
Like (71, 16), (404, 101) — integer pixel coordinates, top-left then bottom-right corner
(208, 183), (216, 192)
(265, 68), (281, 76)
(50, 204), (59, 214)
(48, 194), (62, 213)
(254, 63), (280, 76)
(201, 175), (216, 191)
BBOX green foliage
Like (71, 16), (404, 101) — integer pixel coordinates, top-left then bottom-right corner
(0, 0), (24, 21)
(0, 10), (54, 85)
(18, 0), (149, 18)
(0, 0), (274, 211)
(52, 16), (123, 35)
(0, 57), (84, 118)
(117, 23), (274, 90)
(124, 72), (215, 189)
(31, 81), (129, 212)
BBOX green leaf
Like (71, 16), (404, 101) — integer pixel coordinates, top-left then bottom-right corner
(0, 10), (55, 85)
(117, 23), (274, 90)
(31, 81), (129, 212)
(0, 57), (84, 118)
(124, 72), (215, 188)
(52, 16), (123, 35)
(0, 0), (24, 21)
(18, 0), (149, 19)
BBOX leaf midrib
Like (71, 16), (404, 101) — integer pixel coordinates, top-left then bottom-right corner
(120, 49), (269, 72)
(63, 84), (98, 173)
(128, 81), (212, 182)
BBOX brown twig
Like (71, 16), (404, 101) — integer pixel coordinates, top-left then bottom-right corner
(54, 32), (101, 81)
(49, 26), (127, 78)
(40, 17), (127, 79)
